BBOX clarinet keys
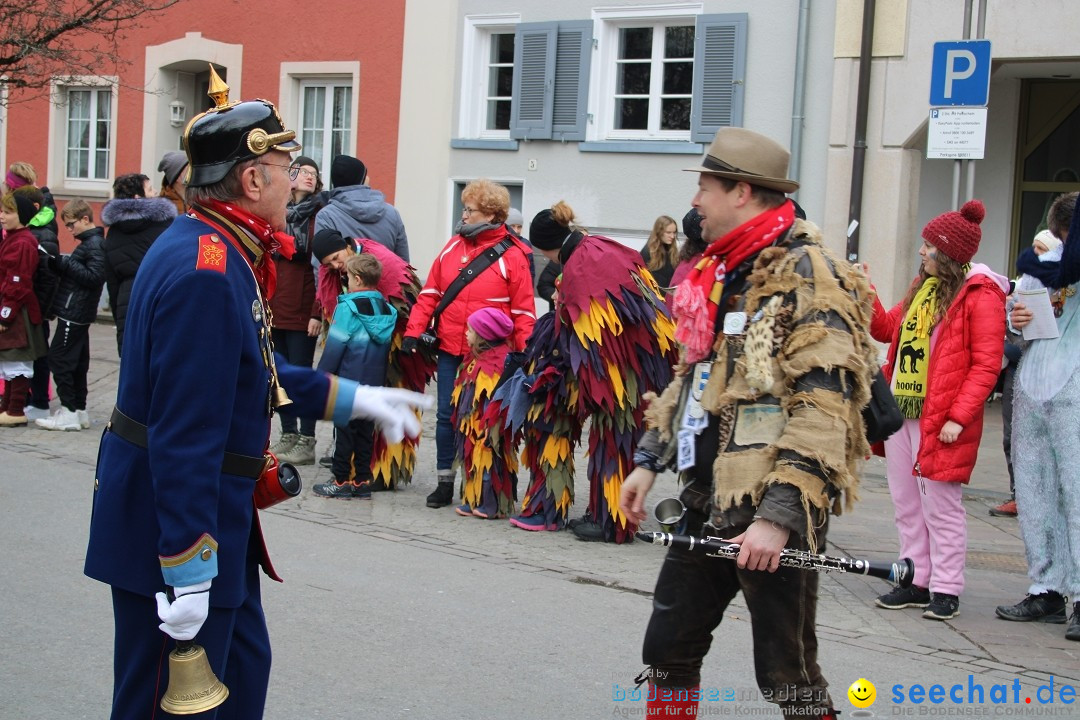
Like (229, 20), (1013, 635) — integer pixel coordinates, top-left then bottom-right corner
(635, 531), (915, 587)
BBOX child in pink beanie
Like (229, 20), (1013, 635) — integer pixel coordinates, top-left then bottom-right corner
(451, 307), (517, 519)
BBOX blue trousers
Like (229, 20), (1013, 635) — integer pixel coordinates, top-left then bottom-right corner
(109, 559), (270, 719)
(271, 328), (317, 437)
(435, 351), (463, 471)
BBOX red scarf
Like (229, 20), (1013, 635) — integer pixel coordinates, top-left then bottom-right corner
(195, 199), (296, 300)
(671, 200), (795, 363)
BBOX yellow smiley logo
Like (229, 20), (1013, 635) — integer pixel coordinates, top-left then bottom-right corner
(847, 678), (876, 708)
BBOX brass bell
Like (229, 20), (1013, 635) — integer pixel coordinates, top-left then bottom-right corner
(274, 383), (293, 410)
(160, 640), (229, 715)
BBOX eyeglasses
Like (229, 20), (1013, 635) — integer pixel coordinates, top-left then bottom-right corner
(462, 206), (481, 216)
(64, 221), (76, 231)
(259, 161), (300, 181)
(293, 167), (318, 179)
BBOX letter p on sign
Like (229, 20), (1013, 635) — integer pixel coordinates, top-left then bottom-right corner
(944, 50), (976, 98)
(930, 40), (991, 107)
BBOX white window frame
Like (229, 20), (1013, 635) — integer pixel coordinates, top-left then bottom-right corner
(591, 4), (702, 142)
(459, 13), (520, 139)
(298, 79), (354, 172)
(47, 76), (118, 195)
(279, 62), (359, 173)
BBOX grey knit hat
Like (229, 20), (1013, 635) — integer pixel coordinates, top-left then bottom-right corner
(158, 151), (189, 187)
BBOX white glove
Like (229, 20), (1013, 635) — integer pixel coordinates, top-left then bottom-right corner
(351, 386), (434, 444)
(155, 580), (212, 641)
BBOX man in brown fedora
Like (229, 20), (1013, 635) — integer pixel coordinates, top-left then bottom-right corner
(620, 127), (876, 719)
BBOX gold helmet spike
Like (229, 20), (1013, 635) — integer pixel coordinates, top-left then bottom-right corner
(207, 64), (231, 109)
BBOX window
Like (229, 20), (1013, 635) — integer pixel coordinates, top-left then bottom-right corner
(66, 87), (112, 180)
(48, 76), (117, 194)
(612, 25), (694, 135)
(459, 14), (521, 140)
(486, 33), (515, 132)
(299, 80), (352, 172)
(508, 12), (747, 145)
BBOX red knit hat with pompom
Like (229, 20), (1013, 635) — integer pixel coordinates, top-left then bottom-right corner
(921, 199), (985, 264)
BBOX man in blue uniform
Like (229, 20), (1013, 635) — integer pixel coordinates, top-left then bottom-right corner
(84, 68), (431, 719)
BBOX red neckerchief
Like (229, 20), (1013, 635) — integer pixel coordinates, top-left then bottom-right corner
(194, 200), (296, 300)
(671, 200), (795, 363)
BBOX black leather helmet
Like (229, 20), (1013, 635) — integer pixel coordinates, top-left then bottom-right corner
(182, 66), (301, 187)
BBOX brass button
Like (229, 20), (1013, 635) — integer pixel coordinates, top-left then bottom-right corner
(200, 548), (212, 561)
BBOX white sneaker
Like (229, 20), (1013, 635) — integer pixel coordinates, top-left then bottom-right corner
(24, 406), (51, 422)
(77, 409), (90, 429)
(35, 407), (81, 431)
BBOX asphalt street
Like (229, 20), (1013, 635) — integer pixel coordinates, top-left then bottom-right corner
(3, 322), (1078, 719)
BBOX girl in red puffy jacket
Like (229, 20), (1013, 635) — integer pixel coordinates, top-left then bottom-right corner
(869, 200), (1006, 622)
(0, 192), (46, 426)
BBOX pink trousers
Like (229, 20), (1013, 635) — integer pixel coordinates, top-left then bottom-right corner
(883, 419), (967, 596)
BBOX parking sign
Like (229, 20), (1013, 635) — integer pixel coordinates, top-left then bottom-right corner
(929, 40), (991, 107)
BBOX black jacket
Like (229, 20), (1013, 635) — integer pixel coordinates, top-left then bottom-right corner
(102, 197), (177, 355)
(53, 226), (106, 324)
(640, 246), (676, 289)
(28, 225), (60, 318)
(536, 259), (562, 311)
(28, 225), (59, 258)
(39, 186), (60, 236)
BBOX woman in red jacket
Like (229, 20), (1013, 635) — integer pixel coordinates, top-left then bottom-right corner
(403, 179), (535, 509)
(0, 192), (46, 426)
(870, 200), (1006, 621)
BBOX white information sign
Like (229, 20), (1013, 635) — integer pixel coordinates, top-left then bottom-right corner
(927, 107), (988, 159)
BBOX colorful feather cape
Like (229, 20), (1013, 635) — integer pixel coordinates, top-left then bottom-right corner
(452, 344), (517, 517)
(503, 238), (678, 542)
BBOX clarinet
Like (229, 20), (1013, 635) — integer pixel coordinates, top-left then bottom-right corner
(636, 531), (915, 587)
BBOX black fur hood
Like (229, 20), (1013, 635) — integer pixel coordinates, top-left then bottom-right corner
(102, 197), (178, 227)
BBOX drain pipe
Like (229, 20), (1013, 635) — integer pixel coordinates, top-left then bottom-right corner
(964, 0), (987, 202)
(952, 0), (974, 209)
(788, 0), (811, 197)
(846, 0), (876, 262)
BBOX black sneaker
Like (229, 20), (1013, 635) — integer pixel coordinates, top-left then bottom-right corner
(1067, 604), (1080, 641)
(426, 481), (454, 508)
(567, 513), (596, 531)
(313, 480), (360, 499)
(875, 585), (931, 609)
(995, 592), (1066, 623)
(318, 455), (333, 469)
(923, 592), (960, 620)
(571, 519), (606, 542)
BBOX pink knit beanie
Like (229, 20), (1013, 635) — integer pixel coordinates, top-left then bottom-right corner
(468, 307), (514, 342)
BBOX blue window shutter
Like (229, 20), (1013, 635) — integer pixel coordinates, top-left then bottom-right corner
(511, 23), (557, 140)
(551, 21), (593, 141)
(690, 14), (747, 143)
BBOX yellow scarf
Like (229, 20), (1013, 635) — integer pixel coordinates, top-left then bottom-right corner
(893, 278), (938, 419)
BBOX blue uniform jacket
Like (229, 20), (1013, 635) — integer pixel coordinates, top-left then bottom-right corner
(84, 213), (360, 608)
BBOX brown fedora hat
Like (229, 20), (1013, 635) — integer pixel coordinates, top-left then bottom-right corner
(685, 128), (799, 193)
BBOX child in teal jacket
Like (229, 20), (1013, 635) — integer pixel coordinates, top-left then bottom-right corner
(314, 253), (397, 498)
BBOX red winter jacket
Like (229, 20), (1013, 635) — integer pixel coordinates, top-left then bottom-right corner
(0, 227), (42, 327)
(870, 266), (1007, 483)
(405, 226), (535, 356)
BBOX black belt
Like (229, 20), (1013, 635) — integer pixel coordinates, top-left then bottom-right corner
(108, 408), (267, 479)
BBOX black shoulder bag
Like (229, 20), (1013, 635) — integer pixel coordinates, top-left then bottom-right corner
(418, 237), (515, 351)
(863, 367), (904, 444)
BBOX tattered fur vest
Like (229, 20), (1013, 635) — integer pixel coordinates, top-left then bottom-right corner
(643, 220), (876, 551)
